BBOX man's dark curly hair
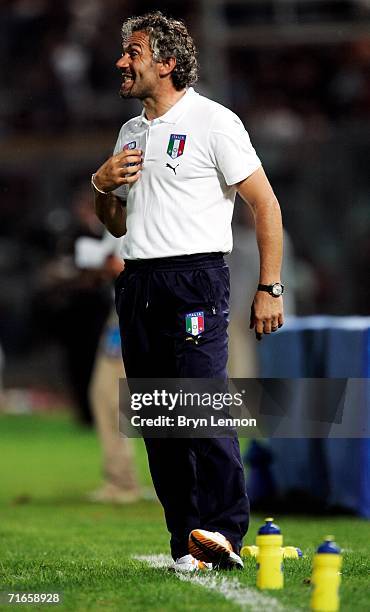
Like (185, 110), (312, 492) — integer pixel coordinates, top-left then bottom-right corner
(121, 11), (198, 91)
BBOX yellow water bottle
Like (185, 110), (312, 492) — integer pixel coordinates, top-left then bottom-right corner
(311, 536), (342, 611)
(283, 546), (303, 559)
(241, 545), (302, 559)
(256, 517), (283, 589)
(241, 545), (259, 558)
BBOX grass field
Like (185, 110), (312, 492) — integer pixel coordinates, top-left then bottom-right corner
(0, 413), (369, 611)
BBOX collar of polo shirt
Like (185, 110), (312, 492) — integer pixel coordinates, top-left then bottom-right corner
(139, 87), (196, 126)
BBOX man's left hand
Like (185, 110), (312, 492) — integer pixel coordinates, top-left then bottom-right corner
(250, 292), (284, 341)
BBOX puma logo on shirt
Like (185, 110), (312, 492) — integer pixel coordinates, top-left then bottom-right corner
(166, 163), (179, 175)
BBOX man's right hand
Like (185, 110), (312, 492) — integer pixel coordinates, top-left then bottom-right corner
(93, 149), (143, 193)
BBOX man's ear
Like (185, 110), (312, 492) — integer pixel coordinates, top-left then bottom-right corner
(158, 57), (177, 78)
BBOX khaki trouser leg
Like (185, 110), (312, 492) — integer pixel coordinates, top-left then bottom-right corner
(90, 354), (139, 492)
(228, 316), (258, 378)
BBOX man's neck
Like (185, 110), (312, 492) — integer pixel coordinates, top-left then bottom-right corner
(142, 87), (187, 121)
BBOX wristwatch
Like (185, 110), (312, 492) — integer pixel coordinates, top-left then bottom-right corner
(257, 282), (284, 297)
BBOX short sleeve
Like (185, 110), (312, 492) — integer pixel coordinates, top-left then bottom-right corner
(112, 129), (129, 201)
(209, 110), (261, 186)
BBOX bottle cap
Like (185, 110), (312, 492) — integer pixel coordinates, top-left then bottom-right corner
(317, 536), (341, 554)
(258, 517), (281, 535)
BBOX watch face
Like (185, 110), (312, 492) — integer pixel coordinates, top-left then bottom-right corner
(272, 283), (282, 296)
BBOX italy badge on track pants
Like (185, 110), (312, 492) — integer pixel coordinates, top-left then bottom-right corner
(115, 252), (249, 560)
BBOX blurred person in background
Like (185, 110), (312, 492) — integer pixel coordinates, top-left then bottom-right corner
(75, 232), (140, 503)
(32, 185), (112, 425)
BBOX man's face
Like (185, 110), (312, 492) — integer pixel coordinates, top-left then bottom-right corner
(116, 31), (160, 99)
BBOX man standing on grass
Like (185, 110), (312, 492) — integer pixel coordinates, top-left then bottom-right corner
(92, 11), (284, 571)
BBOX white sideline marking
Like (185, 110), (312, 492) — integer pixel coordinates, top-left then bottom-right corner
(133, 554), (284, 611)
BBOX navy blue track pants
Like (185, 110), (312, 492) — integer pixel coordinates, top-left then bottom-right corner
(115, 252), (249, 559)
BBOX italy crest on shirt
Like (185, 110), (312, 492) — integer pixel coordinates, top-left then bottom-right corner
(167, 134), (186, 159)
(185, 311), (204, 336)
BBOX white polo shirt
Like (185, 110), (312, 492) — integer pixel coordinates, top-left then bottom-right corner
(113, 88), (261, 260)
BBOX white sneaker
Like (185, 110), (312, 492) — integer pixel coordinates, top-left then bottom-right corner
(171, 554), (212, 572)
(189, 529), (244, 570)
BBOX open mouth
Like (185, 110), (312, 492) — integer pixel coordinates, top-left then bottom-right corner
(119, 72), (135, 96)
(122, 73), (134, 84)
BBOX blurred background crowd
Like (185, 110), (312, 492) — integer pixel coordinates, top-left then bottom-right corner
(0, 0), (369, 419)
